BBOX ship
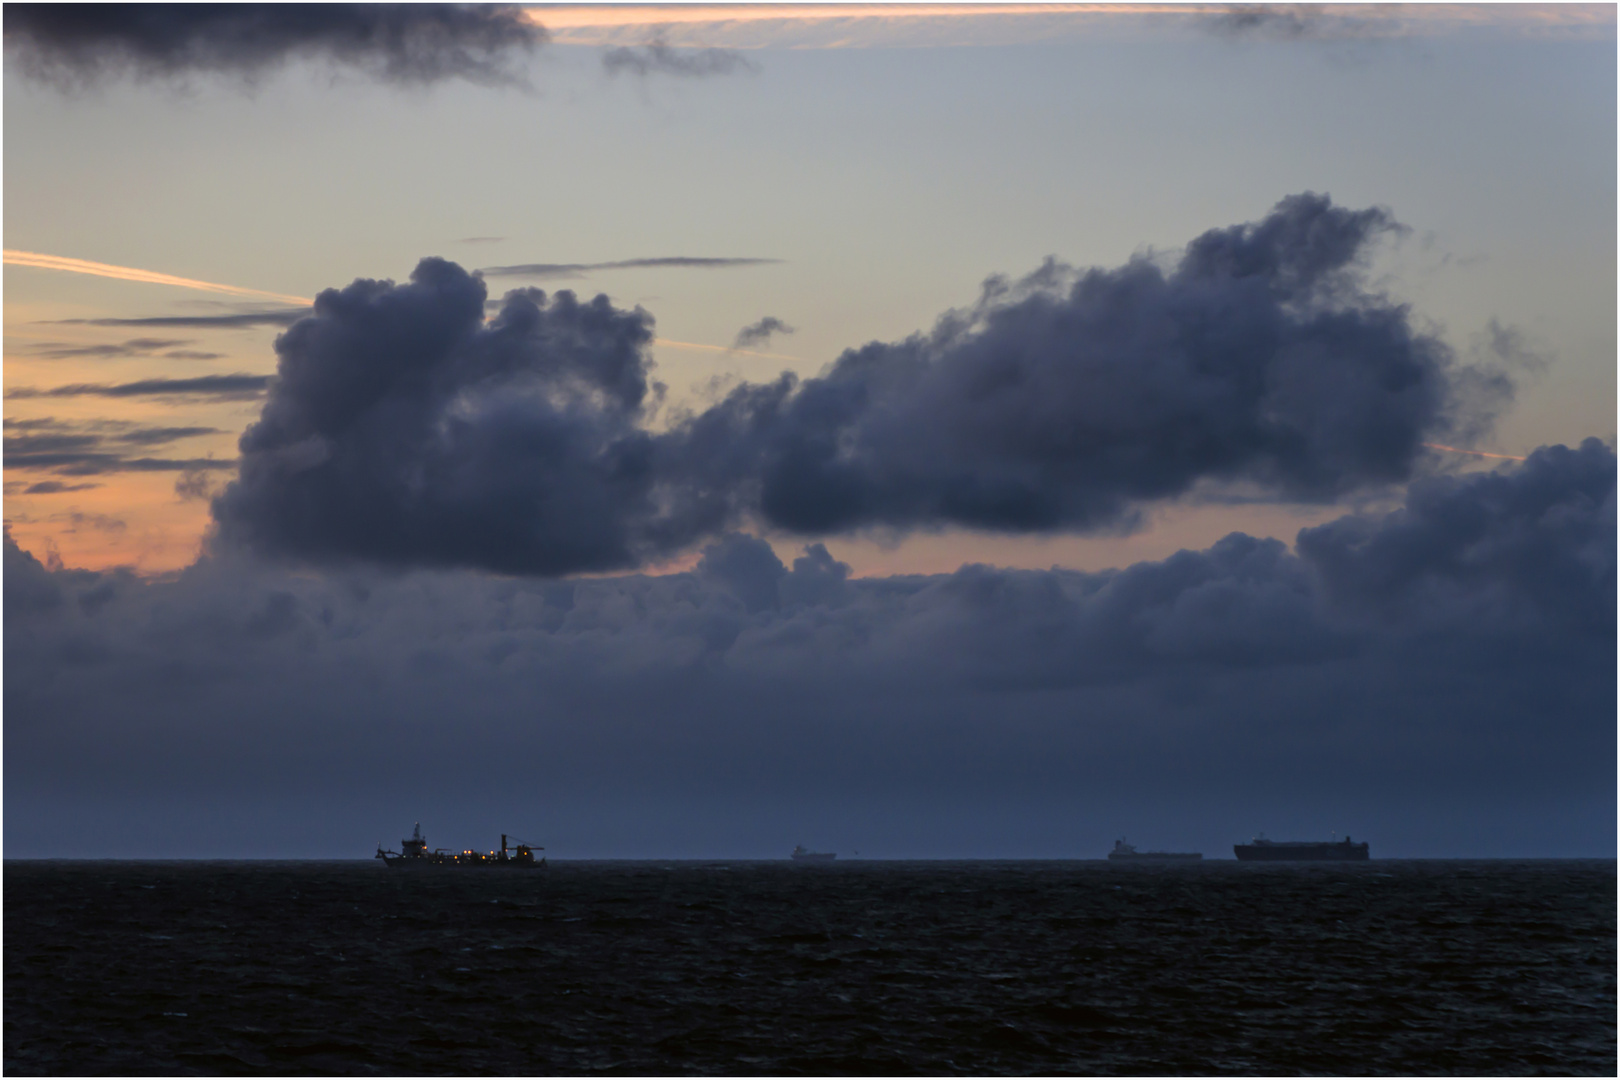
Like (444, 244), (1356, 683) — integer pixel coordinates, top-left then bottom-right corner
(1233, 834), (1369, 861)
(790, 845), (836, 862)
(375, 823), (544, 868)
(1107, 839), (1201, 861)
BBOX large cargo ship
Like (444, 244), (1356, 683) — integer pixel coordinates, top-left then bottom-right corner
(375, 823), (544, 867)
(790, 845), (836, 862)
(1233, 835), (1369, 861)
(1107, 839), (1201, 861)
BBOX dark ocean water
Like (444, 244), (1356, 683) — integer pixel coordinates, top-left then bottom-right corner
(5, 859), (1614, 1075)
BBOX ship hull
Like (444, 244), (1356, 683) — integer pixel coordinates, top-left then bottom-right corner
(1108, 852), (1202, 861)
(1233, 843), (1368, 861)
(790, 853), (836, 862)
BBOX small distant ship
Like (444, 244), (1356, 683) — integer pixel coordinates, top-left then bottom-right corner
(1233, 834), (1369, 861)
(375, 823), (544, 868)
(1107, 839), (1202, 861)
(790, 845), (836, 862)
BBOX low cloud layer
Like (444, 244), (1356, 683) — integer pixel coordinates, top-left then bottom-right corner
(215, 194), (1505, 576)
(4, 3), (544, 89)
(8, 440), (1613, 856)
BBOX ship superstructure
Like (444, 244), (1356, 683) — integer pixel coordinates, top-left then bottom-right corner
(376, 823), (544, 868)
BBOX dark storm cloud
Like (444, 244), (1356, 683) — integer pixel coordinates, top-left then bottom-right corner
(479, 257), (782, 280)
(4, 418), (229, 476)
(602, 40), (757, 78)
(734, 316), (795, 350)
(211, 260), (722, 575)
(212, 195), (1506, 576)
(671, 192), (1477, 536)
(3, 3), (545, 89)
(6, 374), (271, 400)
(6, 443), (1613, 856)
(51, 309), (312, 329)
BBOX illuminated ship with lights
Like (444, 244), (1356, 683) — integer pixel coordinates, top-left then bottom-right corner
(1233, 834), (1369, 861)
(375, 823), (544, 868)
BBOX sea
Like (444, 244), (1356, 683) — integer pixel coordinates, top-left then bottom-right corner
(5, 859), (1614, 1075)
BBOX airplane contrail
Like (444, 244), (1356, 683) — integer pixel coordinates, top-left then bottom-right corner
(4, 249), (312, 306)
(1423, 443), (1527, 462)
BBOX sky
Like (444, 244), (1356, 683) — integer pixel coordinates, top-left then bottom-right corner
(3, 3), (1614, 858)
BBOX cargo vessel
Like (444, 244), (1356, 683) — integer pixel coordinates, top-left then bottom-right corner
(1107, 839), (1201, 861)
(375, 823), (544, 867)
(790, 845), (836, 862)
(1233, 835), (1368, 861)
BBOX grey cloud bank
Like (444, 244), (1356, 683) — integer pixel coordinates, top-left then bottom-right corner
(6, 439), (1613, 856)
(3, 3), (543, 88)
(215, 195), (1501, 576)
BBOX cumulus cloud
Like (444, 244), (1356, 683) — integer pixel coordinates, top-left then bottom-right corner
(211, 195), (1510, 576)
(1297, 438), (1615, 634)
(602, 40), (757, 78)
(733, 316), (795, 350)
(7, 444), (1613, 856)
(3, 3), (545, 89)
(212, 259), (723, 574)
(672, 192), (1477, 536)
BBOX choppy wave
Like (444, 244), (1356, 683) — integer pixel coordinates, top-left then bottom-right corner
(6, 860), (1614, 1074)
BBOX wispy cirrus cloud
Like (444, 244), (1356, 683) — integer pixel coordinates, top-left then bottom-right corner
(5, 250), (312, 306)
(479, 256), (781, 279)
(48, 309), (311, 329)
(21, 337), (224, 361)
(3, 418), (232, 478)
(603, 39), (756, 78)
(6, 374), (271, 401)
(3, 480), (102, 496)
